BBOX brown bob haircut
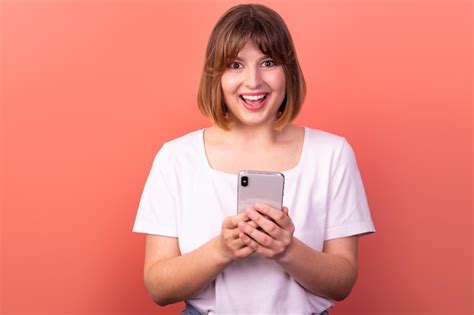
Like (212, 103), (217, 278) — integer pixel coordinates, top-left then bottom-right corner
(197, 4), (306, 131)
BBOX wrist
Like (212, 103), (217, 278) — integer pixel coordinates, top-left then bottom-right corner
(211, 236), (233, 266)
(274, 237), (297, 266)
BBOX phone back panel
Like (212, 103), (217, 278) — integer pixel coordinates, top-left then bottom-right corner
(237, 170), (285, 213)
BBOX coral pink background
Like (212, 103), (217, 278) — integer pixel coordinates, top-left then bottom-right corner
(1, 0), (472, 314)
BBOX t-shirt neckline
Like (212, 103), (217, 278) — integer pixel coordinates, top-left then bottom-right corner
(198, 126), (308, 177)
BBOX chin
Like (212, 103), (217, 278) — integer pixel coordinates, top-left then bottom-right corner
(227, 107), (279, 127)
(235, 116), (276, 127)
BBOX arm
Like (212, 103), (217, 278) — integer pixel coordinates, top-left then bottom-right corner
(144, 213), (254, 306)
(238, 203), (358, 301)
(276, 236), (358, 301)
(143, 234), (227, 306)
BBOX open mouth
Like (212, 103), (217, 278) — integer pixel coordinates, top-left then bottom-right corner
(239, 94), (268, 109)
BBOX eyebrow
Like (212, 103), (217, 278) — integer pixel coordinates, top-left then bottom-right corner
(233, 55), (272, 62)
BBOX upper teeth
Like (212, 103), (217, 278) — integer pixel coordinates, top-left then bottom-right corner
(242, 94), (265, 101)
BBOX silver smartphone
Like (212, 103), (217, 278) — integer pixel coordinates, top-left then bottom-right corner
(237, 170), (285, 214)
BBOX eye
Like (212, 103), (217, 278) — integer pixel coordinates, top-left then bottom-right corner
(228, 62), (242, 69)
(262, 59), (275, 67)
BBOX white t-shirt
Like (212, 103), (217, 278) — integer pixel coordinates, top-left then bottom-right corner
(133, 127), (375, 314)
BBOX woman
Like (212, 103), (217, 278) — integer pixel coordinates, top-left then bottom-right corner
(133, 4), (375, 314)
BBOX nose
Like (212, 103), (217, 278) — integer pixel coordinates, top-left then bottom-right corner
(244, 66), (263, 89)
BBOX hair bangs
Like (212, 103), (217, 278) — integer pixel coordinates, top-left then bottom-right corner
(220, 16), (291, 70)
(249, 21), (290, 66)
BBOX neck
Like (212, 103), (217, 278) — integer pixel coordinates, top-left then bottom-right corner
(213, 122), (292, 148)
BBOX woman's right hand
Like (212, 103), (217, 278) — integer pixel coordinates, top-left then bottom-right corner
(218, 211), (255, 262)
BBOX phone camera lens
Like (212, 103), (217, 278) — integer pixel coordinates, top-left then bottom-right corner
(241, 176), (248, 187)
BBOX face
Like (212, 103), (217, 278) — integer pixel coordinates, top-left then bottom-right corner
(220, 40), (286, 129)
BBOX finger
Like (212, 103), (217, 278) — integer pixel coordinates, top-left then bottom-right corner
(239, 233), (257, 250)
(235, 244), (254, 258)
(240, 233), (275, 258)
(254, 203), (291, 228)
(222, 231), (249, 257)
(236, 210), (261, 230)
(282, 206), (289, 215)
(248, 220), (259, 228)
(222, 216), (232, 229)
(231, 237), (247, 249)
(223, 212), (251, 229)
(246, 207), (281, 238)
(238, 220), (274, 248)
(239, 209), (258, 227)
(224, 226), (247, 242)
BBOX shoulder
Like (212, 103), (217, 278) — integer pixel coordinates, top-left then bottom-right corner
(153, 129), (204, 166)
(304, 127), (347, 153)
(162, 129), (203, 153)
(302, 127), (361, 171)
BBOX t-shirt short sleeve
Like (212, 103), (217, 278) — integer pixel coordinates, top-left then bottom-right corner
(325, 138), (375, 240)
(132, 144), (178, 237)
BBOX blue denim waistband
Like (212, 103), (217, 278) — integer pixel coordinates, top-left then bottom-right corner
(181, 301), (330, 315)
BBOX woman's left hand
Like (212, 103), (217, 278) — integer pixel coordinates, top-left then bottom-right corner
(238, 203), (295, 259)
